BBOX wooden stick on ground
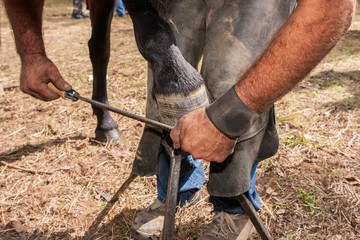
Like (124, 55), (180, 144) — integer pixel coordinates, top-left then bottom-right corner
(0, 161), (54, 175)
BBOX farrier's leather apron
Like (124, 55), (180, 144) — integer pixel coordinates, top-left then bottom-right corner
(132, 0), (297, 197)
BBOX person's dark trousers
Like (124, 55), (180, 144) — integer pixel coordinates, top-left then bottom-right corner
(72, 0), (83, 15)
(72, 0), (88, 19)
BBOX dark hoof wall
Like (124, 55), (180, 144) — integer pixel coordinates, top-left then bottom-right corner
(95, 128), (122, 143)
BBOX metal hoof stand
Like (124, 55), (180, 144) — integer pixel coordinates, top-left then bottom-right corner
(48, 83), (272, 240)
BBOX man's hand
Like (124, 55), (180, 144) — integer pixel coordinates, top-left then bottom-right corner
(170, 108), (236, 163)
(3, 0), (71, 101)
(20, 54), (71, 101)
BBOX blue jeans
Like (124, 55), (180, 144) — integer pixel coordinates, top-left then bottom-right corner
(156, 150), (262, 213)
(116, 0), (125, 16)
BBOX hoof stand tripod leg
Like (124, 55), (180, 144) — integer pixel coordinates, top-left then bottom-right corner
(237, 194), (273, 240)
(161, 140), (182, 240)
(160, 139), (273, 240)
(85, 172), (137, 238)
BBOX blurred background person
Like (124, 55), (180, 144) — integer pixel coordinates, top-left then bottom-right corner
(71, 0), (88, 19)
(115, 0), (125, 17)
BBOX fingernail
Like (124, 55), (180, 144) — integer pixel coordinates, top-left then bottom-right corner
(174, 128), (180, 136)
(63, 83), (71, 89)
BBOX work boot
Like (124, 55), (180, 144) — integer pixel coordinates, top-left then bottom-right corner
(131, 191), (201, 240)
(199, 212), (254, 240)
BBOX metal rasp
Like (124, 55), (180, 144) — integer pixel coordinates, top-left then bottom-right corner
(47, 83), (172, 132)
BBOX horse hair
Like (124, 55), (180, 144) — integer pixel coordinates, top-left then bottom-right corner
(149, 0), (172, 18)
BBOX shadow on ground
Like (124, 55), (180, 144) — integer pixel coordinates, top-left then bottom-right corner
(0, 136), (87, 165)
(296, 70), (360, 112)
(327, 30), (360, 59)
(0, 208), (206, 240)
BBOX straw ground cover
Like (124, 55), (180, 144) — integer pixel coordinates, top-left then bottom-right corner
(0, 1), (359, 239)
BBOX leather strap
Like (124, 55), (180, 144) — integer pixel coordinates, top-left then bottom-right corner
(206, 86), (260, 139)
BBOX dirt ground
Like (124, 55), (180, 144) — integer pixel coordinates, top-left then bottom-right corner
(0, 1), (359, 240)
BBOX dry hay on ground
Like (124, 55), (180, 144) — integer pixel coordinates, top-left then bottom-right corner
(0, 1), (359, 239)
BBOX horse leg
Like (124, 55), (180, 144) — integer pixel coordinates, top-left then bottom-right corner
(88, 0), (121, 142)
(127, 0), (209, 177)
(123, 0), (209, 127)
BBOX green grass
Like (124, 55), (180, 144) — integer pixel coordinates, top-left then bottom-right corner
(282, 133), (309, 147)
(297, 187), (321, 213)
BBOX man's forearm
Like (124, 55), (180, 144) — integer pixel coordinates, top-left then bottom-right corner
(235, 0), (356, 113)
(3, 0), (46, 59)
(3, 0), (71, 101)
(172, 0), (356, 162)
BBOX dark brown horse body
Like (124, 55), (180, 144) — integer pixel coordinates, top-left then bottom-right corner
(88, 0), (207, 142)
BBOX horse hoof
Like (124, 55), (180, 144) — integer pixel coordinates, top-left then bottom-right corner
(155, 85), (209, 126)
(95, 128), (122, 143)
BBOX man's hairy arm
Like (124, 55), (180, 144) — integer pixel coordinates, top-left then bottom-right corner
(236, 0), (356, 113)
(171, 0), (356, 162)
(3, 0), (71, 100)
